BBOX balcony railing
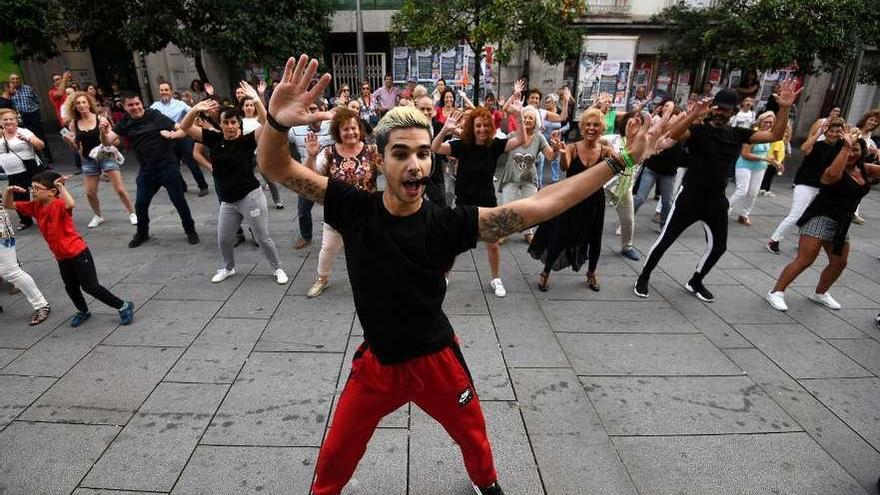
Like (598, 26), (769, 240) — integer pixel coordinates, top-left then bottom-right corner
(586, 0), (631, 16)
(333, 0), (403, 10)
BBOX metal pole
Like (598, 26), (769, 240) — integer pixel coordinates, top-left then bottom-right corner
(356, 0), (366, 83)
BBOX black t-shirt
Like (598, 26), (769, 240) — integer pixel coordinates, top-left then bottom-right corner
(449, 137), (508, 207)
(795, 140), (843, 187)
(113, 109), (177, 169)
(645, 142), (686, 176)
(682, 123), (755, 196)
(323, 179), (479, 364)
(0, 97), (13, 110)
(200, 129), (260, 203)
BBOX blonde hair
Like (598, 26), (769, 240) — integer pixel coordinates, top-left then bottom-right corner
(579, 108), (606, 134)
(0, 108), (18, 119)
(412, 85), (428, 99)
(521, 106), (541, 130)
(64, 91), (99, 122)
(374, 106), (431, 155)
(754, 110), (775, 129)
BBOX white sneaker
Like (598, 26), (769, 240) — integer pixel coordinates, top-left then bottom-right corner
(87, 215), (105, 228)
(211, 268), (235, 283)
(490, 278), (506, 298)
(129, 213), (138, 225)
(810, 292), (841, 310)
(764, 191), (775, 197)
(766, 291), (788, 311)
(274, 268), (289, 285)
(614, 225), (621, 236)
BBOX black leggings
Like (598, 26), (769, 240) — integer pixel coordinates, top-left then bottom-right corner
(7, 170), (34, 227)
(640, 190), (728, 282)
(58, 249), (123, 312)
(760, 164), (776, 191)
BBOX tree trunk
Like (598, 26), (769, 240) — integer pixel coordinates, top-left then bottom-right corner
(194, 50), (209, 83)
(473, 43), (482, 104)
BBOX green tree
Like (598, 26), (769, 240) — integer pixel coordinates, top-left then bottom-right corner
(1, 0), (65, 62)
(62, 0), (334, 83)
(391, 0), (587, 101)
(654, 0), (880, 83)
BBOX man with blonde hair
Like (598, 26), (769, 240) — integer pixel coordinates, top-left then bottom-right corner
(258, 55), (662, 495)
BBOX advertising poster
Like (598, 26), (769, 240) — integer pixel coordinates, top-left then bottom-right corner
(416, 49), (433, 81)
(439, 49), (457, 81)
(655, 60), (673, 92)
(392, 47), (410, 83)
(576, 51), (608, 113)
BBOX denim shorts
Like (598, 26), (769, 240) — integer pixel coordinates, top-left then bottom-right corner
(82, 157), (121, 176)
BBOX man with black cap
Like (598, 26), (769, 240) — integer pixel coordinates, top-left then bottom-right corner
(634, 81), (801, 301)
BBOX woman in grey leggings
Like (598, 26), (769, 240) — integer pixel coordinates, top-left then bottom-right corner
(176, 85), (288, 285)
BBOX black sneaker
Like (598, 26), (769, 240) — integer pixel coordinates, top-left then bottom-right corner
(685, 277), (714, 302)
(187, 231), (200, 245)
(767, 240), (780, 255)
(128, 233), (150, 248)
(474, 482), (505, 495)
(634, 276), (649, 298)
(197, 187), (210, 197)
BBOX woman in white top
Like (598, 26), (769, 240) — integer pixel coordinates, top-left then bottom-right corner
(240, 95), (283, 209)
(0, 108), (44, 229)
(729, 96), (756, 129)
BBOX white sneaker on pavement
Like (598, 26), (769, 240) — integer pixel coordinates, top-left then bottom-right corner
(211, 268), (235, 283)
(490, 278), (506, 298)
(274, 268), (289, 285)
(766, 291), (788, 311)
(129, 213), (138, 225)
(87, 215), (105, 228)
(810, 292), (841, 310)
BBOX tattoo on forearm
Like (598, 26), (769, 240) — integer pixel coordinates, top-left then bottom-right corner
(479, 207), (528, 242)
(281, 176), (326, 203)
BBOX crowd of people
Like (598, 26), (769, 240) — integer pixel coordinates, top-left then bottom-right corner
(1, 56), (880, 494)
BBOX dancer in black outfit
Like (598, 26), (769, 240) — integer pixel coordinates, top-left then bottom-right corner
(634, 82), (800, 301)
(528, 108), (608, 292)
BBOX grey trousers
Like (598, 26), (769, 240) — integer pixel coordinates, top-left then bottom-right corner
(218, 188), (281, 270)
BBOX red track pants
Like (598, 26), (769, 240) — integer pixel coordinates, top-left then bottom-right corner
(311, 342), (498, 495)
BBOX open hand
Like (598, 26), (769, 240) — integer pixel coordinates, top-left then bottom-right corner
(560, 87), (571, 101)
(443, 109), (463, 133)
(204, 82), (215, 96)
(194, 99), (218, 113)
(507, 95), (524, 115)
(305, 131), (320, 157)
(773, 78), (802, 107)
(53, 175), (71, 188)
(7, 186), (27, 194)
(99, 118), (111, 134)
(513, 79), (525, 95)
(240, 81), (259, 101)
(257, 80), (267, 95)
(267, 55), (334, 128)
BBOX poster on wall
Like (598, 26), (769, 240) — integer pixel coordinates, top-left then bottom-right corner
(708, 68), (722, 86)
(576, 52), (608, 113)
(439, 49), (457, 81)
(728, 69), (742, 89)
(416, 49), (433, 81)
(392, 47), (411, 83)
(633, 60), (653, 89)
(655, 60), (673, 92)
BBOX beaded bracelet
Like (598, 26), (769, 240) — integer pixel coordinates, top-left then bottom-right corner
(604, 156), (628, 175)
(266, 112), (291, 133)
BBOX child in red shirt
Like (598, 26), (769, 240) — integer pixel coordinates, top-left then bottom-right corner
(3, 170), (133, 327)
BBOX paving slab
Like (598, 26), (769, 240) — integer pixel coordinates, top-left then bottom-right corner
(0, 421), (119, 495)
(801, 377), (880, 451)
(81, 383), (228, 491)
(216, 274), (288, 318)
(342, 428), (408, 494)
(171, 445), (317, 495)
(1, 317), (119, 377)
(615, 433), (868, 495)
(0, 375), (56, 428)
(783, 300), (868, 339)
(828, 338), (880, 376)
(409, 401), (543, 495)
(201, 352), (339, 446)
(0, 347), (23, 368)
(582, 375), (799, 435)
(254, 295), (354, 353)
(90, 281), (163, 315)
(154, 268), (251, 302)
(540, 299), (699, 333)
(20, 345), (183, 424)
(74, 490), (157, 494)
(103, 299), (221, 347)
(449, 315), (513, 401)
(486, 293), (570, 368)
(703, 285), (796, 324)
(726, 348), (880, 492)
(512, 369), (637, 495)
(735, 324), (871, 378)
(166, 317), (267, 384)
(558, 333), (742, 376)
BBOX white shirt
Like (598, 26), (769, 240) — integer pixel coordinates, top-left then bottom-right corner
(729, 109), (755, 130)
(288, 122), (334, 162)
(242, 117), (260, 135)
(0, 128), (37, 174)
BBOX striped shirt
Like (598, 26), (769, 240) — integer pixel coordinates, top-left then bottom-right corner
(11, 85), (40, 114)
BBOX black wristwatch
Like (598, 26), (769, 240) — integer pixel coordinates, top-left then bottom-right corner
(266, 112), (291, 133)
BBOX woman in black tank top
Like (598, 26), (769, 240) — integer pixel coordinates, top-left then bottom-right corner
(65, 91), (135, 228)
(768, 134), (880, 312)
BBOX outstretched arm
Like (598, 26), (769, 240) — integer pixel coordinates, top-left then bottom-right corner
(257, 55), (334, 204)
(179, 99), (217, 142)
(477, 113), (667, 242)
(750, 79), (801, 144)
(431, 109), (462, 156)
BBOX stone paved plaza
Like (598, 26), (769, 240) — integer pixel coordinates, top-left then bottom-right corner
(2, 148), (880, 494)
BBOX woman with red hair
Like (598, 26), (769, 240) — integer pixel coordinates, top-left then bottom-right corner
(432, 101), (525, 297)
